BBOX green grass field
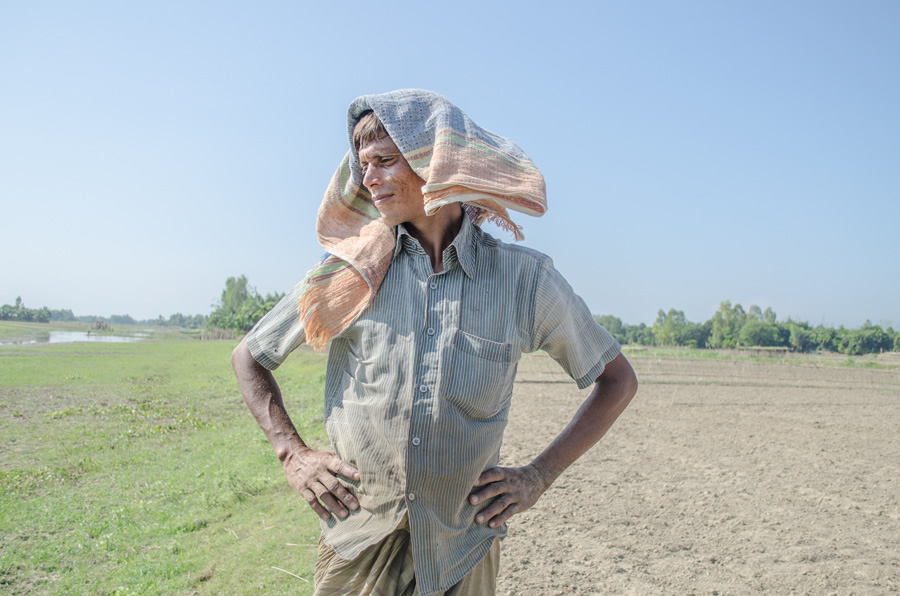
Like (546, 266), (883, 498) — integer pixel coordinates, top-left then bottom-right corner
(0, 331), (330, 595)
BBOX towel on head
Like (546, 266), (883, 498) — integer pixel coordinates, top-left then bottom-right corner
(297, 89), (547, 350)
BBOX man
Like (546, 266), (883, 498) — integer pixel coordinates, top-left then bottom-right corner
(232, 89), (637, 595)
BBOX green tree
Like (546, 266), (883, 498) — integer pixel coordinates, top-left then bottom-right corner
(50, 309), (76, 321)
(709, 301), (745, 349)
(681, 321), (712, 348)
(208, 276), (284, 333)
(738, 320), (784, 347)
(222, 275), (252, 315)
(653, 308), (692, 346)
(188, 314), (208, 328)
(812, 325), (838, 352)
(624, 323), (655, 346)
(788, 322), (814, 352)
(838, 322), (893, 355)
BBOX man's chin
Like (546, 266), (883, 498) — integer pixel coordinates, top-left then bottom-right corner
(378, 214), (400, 228)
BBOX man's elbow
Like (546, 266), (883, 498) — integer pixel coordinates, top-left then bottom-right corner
(623, 362), (638, 401)
(621, 354), (638, 393)
(600, 352), (638, 401)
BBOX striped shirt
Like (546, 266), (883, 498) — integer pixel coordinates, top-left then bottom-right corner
(246, 215), (620, 595)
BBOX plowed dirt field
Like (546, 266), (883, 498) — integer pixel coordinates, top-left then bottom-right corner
(496, 352), (900, 595)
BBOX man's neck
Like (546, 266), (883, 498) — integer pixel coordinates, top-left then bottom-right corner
(403, 204), (464, 274)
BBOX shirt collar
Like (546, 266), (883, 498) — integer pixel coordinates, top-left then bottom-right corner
(393, 213), (478, 279)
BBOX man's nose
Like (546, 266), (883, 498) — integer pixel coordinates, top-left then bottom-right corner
(363, 166), (381, 189)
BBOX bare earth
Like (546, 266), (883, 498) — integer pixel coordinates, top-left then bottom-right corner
(495, 352), (900, 595)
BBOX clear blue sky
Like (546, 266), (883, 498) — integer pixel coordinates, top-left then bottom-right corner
(2, 1), (897, 328)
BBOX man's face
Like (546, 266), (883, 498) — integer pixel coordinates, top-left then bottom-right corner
(358, 134), (427, 228)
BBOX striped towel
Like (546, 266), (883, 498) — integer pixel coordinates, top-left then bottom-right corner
(298, 89), (547, 350)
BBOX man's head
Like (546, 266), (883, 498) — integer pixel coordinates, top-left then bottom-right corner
(354, 111), (429, 229)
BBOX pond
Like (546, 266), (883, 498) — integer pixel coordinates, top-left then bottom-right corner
(0, 331), (150, 346)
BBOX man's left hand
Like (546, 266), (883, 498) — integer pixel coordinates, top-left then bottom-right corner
(469, 464), (548, 528)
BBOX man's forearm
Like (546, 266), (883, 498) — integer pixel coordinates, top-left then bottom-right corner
(232, 338), (361, 519)
(530, 353), (638, 488)
(231, 338), (307, 462)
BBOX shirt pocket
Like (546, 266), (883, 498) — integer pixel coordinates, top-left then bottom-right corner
(441, 329), (514, 419)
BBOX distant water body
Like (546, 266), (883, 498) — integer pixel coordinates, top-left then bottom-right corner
(0, 331), (149, 346)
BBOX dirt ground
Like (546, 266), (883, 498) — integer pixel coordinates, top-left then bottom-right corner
(496, 352), (899, 595)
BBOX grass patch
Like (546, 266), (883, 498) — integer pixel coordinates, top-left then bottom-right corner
(0, 339), (327, 595)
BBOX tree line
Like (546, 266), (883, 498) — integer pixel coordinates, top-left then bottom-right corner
(208, 279), (899, 356)
(1, 298), (207, 329)
(8, 275), (282, 334)
(7, 287), (897, 356)
(48, 309), (209, 328)
(595, 300), (898, 356)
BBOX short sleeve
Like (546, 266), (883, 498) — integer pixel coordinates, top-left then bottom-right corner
(529, 259), (621, 389)
(245, 280), (307, 370)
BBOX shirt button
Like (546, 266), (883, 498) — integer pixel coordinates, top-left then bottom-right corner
(419, 384), (427, 394)
(426, 327), (435, 336)
(429, 281), (437, 290)
(408, 493), (416, 501)
(412, 437), (421, 446)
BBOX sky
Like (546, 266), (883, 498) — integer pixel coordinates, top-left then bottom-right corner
(1, 1), (897, 329)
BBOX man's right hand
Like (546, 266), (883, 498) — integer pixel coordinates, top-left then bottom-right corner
(282, 447), (361, 521)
